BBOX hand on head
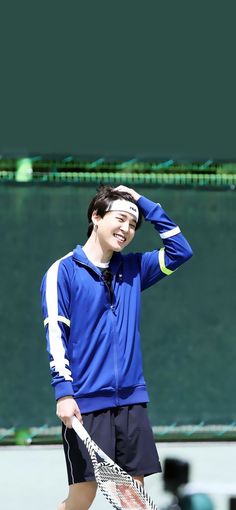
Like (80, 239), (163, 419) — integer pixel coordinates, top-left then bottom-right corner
(113, 185), (141, 202)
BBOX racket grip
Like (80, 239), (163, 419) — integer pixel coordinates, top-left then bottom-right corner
(71, 416), (90, 442)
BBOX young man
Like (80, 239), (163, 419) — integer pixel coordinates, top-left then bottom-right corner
(41, 184), (193, 510)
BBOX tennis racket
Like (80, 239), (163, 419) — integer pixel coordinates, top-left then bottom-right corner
(72, 416), (158, 510)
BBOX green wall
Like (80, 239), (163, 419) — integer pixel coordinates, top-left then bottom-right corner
(0, 184), (235, 427)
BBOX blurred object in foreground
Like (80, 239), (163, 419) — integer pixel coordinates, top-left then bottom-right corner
(163, 457), (214, 510)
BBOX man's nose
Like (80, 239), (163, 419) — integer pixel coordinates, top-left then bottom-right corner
(120, 221), (129, 233)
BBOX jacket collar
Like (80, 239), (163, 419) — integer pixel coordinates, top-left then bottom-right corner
(72, 245), (122, 274)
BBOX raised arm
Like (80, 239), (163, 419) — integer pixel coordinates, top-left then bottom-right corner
(114, 185), (193, 287)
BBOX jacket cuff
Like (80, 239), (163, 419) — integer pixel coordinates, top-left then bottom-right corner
(54, 381), (74, 401)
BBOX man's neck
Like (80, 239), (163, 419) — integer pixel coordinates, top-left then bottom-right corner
(82, 235), (112, 266)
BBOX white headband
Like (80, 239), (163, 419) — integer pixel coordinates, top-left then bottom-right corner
(107, 199), (139, 222)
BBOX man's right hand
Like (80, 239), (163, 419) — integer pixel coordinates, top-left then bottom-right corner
(56, 396), (82, 428)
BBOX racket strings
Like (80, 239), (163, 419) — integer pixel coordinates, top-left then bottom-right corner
(95, 462), (157, 510)
(85, 437), (157, 510)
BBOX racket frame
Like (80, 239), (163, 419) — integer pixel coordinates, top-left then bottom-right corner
(71, 416), (158, 510)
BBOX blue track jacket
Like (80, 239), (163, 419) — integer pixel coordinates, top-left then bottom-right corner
(41, 196), (193, 413)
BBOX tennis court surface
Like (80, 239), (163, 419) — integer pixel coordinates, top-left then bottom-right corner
(1, 441), (236, 510)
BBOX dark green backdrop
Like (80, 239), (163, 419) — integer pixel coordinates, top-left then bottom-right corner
(1, 3), (236, 159)
(0, 184), (235, 427)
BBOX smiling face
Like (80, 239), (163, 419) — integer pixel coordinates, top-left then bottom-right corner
(92, 209), (137, 253)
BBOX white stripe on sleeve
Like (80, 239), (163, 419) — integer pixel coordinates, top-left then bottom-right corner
(45, 252), (73, 382)
(44, 316), (71, 328)
(160, 226), (181, 239)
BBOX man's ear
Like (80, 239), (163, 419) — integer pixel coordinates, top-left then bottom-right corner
(91, 210), (101, 226)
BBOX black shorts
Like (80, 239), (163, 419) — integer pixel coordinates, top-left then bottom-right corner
(62, 403), (162, 484)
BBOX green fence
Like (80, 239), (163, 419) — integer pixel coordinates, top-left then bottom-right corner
(0, 182), (235, 441)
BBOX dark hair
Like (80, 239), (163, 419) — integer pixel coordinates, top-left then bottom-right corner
(87, 185), (142, 237)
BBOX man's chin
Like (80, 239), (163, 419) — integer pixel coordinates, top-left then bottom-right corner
(113, 246), (124, 252)
(111, 239), (130, 252)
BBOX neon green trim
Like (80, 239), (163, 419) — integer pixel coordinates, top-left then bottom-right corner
(159, 248), (174, 275)
(44, 316), (71, 328)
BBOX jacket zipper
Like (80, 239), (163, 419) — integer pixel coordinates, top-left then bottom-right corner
(76, 259), (119, 403)
(104, 279), (119, 404)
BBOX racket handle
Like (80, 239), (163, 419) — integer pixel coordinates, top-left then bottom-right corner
(72, 416), (113, 464)
(72, 416), (90, 441)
